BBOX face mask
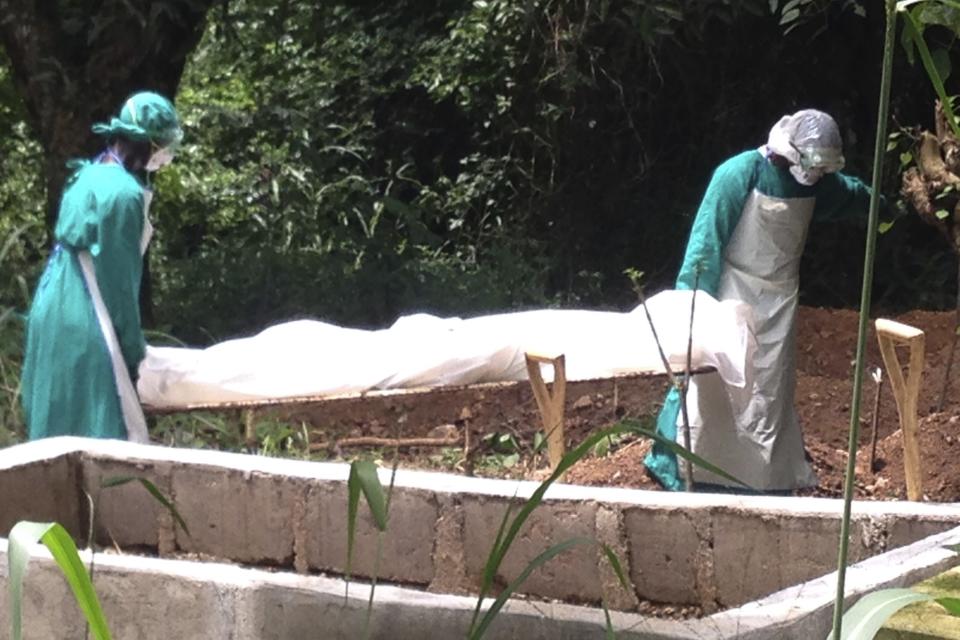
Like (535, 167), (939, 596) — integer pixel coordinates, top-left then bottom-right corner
(790, 164), (824, 186)
(146, 146), (175, 172)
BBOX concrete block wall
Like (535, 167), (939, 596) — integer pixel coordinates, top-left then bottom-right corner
(0, 451), (82, 541)
(4, 524), (960, 640)
(2, 438), (960, 615)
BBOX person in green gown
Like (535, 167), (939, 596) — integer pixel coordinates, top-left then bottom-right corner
(21, 91), (182, 441)
(644, 109), (874, 492)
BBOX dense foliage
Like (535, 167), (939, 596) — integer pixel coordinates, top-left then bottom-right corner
(0, 0), (955, 348)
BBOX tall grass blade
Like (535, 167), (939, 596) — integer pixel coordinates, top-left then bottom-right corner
(600, 542), (630, 591)
(470, 497), (515, 630)
(9, 521), (112, 640)
(902, 8), (960, 139)
(831, 1), (897, 636)
(469, 422), (742, 637)
(344, 460), (388, 601)
(622, 419), (750, 489)
(827, 588), (932, 640)
(603, 604), (616, 640)
(352, 461), (388, 530)
(142, 329), (188, 347)
(100, 476), (191, 538)
(361, 450), (401, 640)
(470, 537), (593, 639)
(937, 597), (960, 615)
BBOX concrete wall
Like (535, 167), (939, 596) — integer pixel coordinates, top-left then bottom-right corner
(2, 525), (960, 640)
(2, 437), (960, 617)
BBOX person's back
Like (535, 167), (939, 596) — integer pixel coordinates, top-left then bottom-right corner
(22, 163), (146, 439)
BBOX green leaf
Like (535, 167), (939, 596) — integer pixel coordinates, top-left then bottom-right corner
(469, 422), (751, 636)
(900, 151), (914, 165)
(600, 543), (630, 592)
(470, 497), (516, 632)
(470, 537), (594, 639)
(886, 140), (899, 151)
(621, 419), (752, 489)
(501, 452), (520, 468)
(932, 47), (952, 82)
(345, 460), (388, 599)
(936, 597), (960, 616)
(350, 461), (388, 531)
(101, 476), (191, 538)
(9, 521), (112, 640)
(780, 7), (800, 24)
(593, 436), (611, 458)
(936, 209), (950, 220)
(903, 10), (960, 140)
(826, 588), (933, 640)
(532, 431), (545, 453)
(878, 220), (896, 234)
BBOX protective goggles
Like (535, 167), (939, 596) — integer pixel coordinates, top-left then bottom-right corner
(791, 142), (845, 173)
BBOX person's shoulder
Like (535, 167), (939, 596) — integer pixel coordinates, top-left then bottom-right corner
(709, 149), (761, 189)
(69, 164), (143, 205)
(715, 149), (762, 175)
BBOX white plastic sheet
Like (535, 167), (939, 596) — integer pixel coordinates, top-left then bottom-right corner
(137, 290), (755, 408)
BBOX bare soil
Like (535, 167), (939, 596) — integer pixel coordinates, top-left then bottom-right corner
(269, 306), (960, 501)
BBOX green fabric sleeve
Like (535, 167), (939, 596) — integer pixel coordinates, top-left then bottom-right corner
(54, 178), (101, 253)
(90, 173), (147, 379)
(676, 151), (758, 296)
(812, 171), (873, 222)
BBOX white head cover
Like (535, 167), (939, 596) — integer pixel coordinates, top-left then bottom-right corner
(765, 109), (845, 172)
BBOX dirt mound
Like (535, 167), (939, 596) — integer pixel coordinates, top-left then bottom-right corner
(566, 305), (960, 502)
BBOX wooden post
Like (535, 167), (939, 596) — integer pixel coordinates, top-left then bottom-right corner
(875, 318), (925, 501)
(525, 352), (567, 472)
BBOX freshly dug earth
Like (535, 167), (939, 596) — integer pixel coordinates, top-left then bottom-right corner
(269, 306), (960, 502)
(568, 305), (960, 502)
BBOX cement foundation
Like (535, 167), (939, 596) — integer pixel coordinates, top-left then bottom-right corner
(1, 437), (959, 639)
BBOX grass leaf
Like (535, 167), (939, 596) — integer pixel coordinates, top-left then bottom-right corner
(826, 588), (932, 640)
(345, 460), (388, 601)
(9, 521), (112, 640)
(903, 10), (960, 139)
(600, 542), (630, 592)
(101, 476), (191, 538)
(936, 596), (960, 616)
(351, 460), (388, 531)
(470, 537), (593, 639)
(470, 496), (515, 631)
(621, 419), (752, 489)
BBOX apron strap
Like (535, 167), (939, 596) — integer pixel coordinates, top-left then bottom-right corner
(77, 250), (150, 443)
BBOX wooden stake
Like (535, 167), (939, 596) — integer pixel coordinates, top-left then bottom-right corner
(875, 319), (926, 501)
(525, 352), (567, 472)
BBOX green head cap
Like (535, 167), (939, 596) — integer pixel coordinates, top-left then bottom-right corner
(92, 91), (183, 149)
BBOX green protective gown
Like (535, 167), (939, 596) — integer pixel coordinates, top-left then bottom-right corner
(21, 162), (146, 440)
(645, 149), (871, 491)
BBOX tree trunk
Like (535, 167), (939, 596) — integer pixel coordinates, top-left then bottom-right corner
(0, 0), (218, 320)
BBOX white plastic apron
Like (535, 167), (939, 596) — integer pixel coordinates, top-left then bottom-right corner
(683, 188), (818, 490)
(76, 189), (153, 443)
